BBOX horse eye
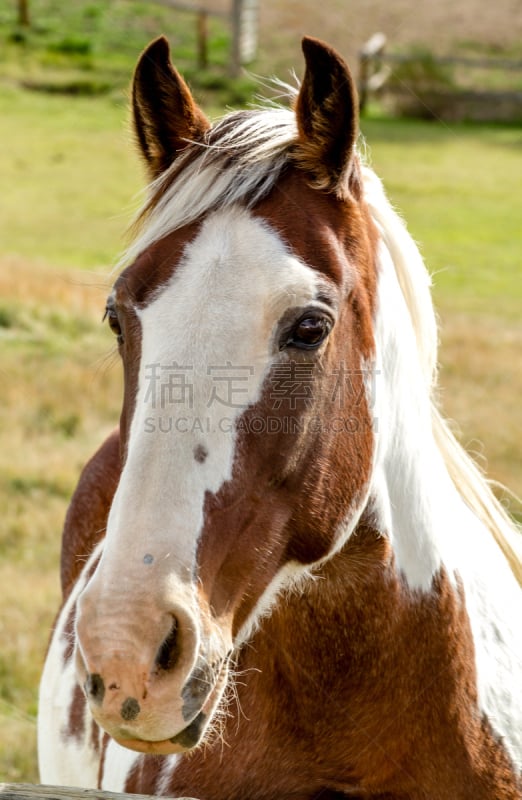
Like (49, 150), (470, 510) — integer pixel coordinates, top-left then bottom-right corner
(103, 307), (124, 345)
(284, 315), (332, 350)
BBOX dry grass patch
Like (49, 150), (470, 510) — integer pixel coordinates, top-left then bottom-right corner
(0, 257), (121, 781)
(0, 563), (60, 782)
(438, 312), (522, 513)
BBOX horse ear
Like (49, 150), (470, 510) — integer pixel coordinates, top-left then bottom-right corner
(132, 37), (210, 179)
(294, 37), (359, 196)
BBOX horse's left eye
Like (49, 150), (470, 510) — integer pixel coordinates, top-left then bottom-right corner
(284, 314), (332, 350)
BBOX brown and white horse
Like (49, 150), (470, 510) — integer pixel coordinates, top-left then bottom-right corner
(38, 37), (522, 799)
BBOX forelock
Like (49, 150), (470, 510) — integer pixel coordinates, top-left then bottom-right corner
(119, 106), (300, 270)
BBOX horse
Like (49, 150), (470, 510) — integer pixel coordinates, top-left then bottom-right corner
(37, 36), (522, 799)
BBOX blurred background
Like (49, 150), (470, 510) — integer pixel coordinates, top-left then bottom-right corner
(1, 0), (521, 783)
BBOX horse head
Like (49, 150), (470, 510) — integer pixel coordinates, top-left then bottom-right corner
(74, 37), (398, 755)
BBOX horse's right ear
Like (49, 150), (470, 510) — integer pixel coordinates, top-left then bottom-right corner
(132, 37), (210, 179)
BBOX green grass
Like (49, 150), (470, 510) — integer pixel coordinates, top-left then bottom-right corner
(0, 82), (141, 269)
(0, 12), (521, 783)
(361, 117), (522, 318)
(1, 0), (207, 80)
(0, 0), (256, 106)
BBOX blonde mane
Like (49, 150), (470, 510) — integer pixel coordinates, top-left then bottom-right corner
(122, 101), (521, 585)
(363, 167), (522, 585)
(120, 107), (298, 270)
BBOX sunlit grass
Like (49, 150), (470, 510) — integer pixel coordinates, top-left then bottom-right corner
(361, 117), (522, 318)
(0, 84), (142, 269)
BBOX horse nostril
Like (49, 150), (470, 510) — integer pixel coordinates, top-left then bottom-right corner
(121, 696), (141, 721)
(155, 617), (179, 673)
(84, 673), (105, 705)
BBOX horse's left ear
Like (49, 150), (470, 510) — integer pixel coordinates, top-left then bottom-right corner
(132, 36), (210, 179)
(294, 37), (359, 197)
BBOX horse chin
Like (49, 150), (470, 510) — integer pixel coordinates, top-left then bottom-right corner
(112, 734), (189, 756)
(113, 707), (211, 755)
(109, 664), (228, 755)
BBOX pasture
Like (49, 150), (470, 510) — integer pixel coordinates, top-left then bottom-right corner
(1, 10), (521, 785)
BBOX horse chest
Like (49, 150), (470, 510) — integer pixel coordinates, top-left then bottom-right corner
(122, 548), (521, 799)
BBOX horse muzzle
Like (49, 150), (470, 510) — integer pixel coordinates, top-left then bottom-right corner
(74, 581), (230, 754)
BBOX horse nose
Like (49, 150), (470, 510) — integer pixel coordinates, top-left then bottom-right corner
(75, 592), (201, 743)
(77, 609), (181, 690)
(82, 614), (180, 704)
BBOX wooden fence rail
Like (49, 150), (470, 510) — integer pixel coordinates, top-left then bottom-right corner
(358, 32), (522, 121)
(0, 785), (198, 800)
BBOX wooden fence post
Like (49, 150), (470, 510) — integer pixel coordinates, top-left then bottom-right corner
(134, 0), (259, 76)
(358, 32), (387, 111)
(196, 10), (208, 69)
(230, 0), (242, 77)
(17, 0), (30, 26)
(230, 0), (258, 77)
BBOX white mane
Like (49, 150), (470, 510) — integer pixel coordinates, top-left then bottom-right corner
(121, 102), (522, 585)
(363, 167), (522, 584)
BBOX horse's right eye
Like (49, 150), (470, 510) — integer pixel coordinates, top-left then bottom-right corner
(103, 306), (124, 345)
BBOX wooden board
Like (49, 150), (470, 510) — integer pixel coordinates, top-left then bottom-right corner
(0, 785), (199, 800)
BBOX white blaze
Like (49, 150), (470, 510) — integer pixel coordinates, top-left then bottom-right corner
(101, 206), (321, 592)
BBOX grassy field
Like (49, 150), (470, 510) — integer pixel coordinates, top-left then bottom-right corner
(1, 1), (521, 785)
